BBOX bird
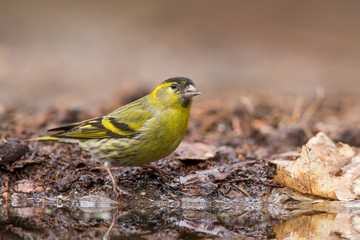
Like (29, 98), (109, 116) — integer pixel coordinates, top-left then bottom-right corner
(34, 77), (201, 195)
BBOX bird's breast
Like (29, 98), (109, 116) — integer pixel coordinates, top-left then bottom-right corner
(140, 106), (190, 159)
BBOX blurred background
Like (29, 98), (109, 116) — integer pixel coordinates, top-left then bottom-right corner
(1, 0), (360, 109)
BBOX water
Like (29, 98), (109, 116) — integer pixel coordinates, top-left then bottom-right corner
(1, 193), (360, 239)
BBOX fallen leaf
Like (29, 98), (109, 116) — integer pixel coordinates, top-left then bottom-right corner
(180, 168), (231, 184)
(174, 142), (216, 161)
(0, 139), (29, 165)
(226, 190), (244, 199)
(274, 146), (338, 199)
(14, 179), (44, 193)
(306, 132), (355, 174)
(272, 132), (360, 200)
(332, 155), (360, 200)
(180, 168), (231, 196)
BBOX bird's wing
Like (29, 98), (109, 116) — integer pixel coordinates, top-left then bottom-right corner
(47, 99), (153, 139)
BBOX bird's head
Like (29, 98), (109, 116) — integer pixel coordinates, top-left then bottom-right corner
(151, 77), (201, 108)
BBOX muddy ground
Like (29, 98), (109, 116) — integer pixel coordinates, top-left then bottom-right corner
(1, 90), (360, 238)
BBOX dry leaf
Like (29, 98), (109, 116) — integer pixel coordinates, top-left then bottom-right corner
(333, 155), (360, 200)
(174, 142), (216, 161)
(0, 139), (30, 165)
(14, 179), (44, 193)
(274, 146), (338, 199)
(306, 132), (355, 174)
(180, 168), (231, 196)
(272, 132), (360, 200)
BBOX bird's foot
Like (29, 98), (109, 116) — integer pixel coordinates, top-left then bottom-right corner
(102, 184), (129, 196)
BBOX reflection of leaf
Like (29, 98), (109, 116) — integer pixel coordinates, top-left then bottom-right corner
(332, 213), (360, 239)
(274, 146), (338, 199)
(273, 213), (336, 240)
(274, 204), (360, 240)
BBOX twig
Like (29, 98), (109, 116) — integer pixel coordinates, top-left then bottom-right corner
(301, 87), (325, 123)
(231, 183), (252, 198)
(261, 182), (283, 188)
(291, 97), (304, 123)
(228, 178), (252, 183)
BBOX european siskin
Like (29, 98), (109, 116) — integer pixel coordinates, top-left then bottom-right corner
(35, 77), (201, 194)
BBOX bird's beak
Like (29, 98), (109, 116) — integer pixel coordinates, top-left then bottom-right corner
(182, 84), (201, 98)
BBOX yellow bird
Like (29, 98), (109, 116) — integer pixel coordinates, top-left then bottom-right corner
(35, 77), (201, 194)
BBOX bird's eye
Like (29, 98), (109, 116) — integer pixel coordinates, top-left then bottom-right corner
(171, 84), (177, 89)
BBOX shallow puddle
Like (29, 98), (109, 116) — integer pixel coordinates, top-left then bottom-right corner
(0, 195), (274, 239)
(1, 195), (360, 239)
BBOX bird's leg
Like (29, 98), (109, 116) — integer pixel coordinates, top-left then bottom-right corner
(104, 162), (128, 196)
